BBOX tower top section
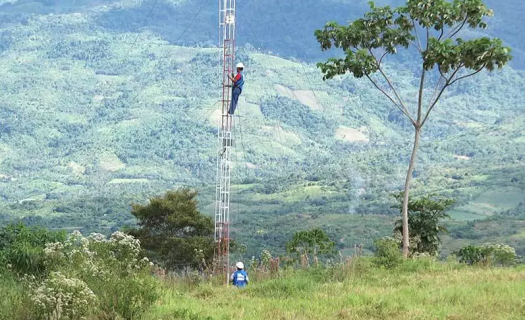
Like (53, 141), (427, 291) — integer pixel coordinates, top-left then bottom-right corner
(219, 0), (236, 44)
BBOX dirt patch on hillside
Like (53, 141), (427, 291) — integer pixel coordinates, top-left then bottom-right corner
(261, 125), (302, 145)
(294, 90), (322, 110)
(275, 84), (295, 99)
(68, 162), (86, 175)
(108, 178), (149, 184)
(335, 126), (369, 143)
(274, 85), (323, 110)
(99, 153), (125, 172)
(93, 95), (104, 102)
(0, 144), (11, 163)
(454, 155), (470, 161)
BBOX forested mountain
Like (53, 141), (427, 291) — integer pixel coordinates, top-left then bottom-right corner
(0, 0), (524, 256)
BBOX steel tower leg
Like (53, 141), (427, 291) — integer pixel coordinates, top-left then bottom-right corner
(214, 0), (236, 286)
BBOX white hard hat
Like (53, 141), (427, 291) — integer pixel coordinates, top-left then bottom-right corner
(236, 62), (245, 69)
(236, 261), (244, 269)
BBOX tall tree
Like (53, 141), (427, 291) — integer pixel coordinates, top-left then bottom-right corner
(315, 0), (512, 257)
(128, 189), (214, 270)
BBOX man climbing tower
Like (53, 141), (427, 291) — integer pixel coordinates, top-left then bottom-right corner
(228, 62), (244, 115)
(230, 261), (249, 288)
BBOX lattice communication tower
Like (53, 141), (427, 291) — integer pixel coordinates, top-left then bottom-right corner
(214, 0), (236, 285)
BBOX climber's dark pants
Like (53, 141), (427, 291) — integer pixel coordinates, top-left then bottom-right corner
(229, 87), (242, 115)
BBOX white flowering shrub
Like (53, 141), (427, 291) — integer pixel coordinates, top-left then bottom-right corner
(261, 249), (272, 270)
(44, 231), (152, 278)
(248, 255), (258, 273)
(456, 243), (518, 266)
(29, 272), (96, 320)
(39, 231), (158, 319)
(481, 243), (517, 266)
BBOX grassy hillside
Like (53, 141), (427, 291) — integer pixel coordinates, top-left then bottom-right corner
(0, 0), (524, 256)
(144, 260), (525, 320)
(3, 237), (523, 320)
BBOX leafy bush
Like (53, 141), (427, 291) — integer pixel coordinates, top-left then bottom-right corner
(373, 237), (402, 269)
(0, 224), (66, 275)
(392, 194), (453, 256)
(455, 243), (517, 266)
(455, 245), (484, 265)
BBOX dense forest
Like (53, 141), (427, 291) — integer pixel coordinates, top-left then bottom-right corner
(0, 0), (524, 256)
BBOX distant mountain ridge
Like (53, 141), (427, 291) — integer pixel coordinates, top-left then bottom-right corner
(1, 0), (523, 66)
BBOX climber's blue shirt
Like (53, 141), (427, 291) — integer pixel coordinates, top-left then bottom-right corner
(233, 72), (244, 91)
(231, 270), (249, 287)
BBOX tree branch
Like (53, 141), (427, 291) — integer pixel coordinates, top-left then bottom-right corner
(421, 66), (462, 126)
(417, 68), (426, 126)
(426, 26), (430, 50)
(377, 66), (413, 121)
(429, 74), (445, 107)
(378, 51), (388, 67)
(412, 18), (423, 52)
(430, 64), (448, 104)
(437, 27), (444, 41)
(387, 26), (421, 53)
(449, 65), (486, 86)
(365, 74), (415, 125)
(367, 46), (418, 124)
(368, 49), (412, 117)
(438, 64), (447, 81)
(447, 15), (468, 39)
(364, 74), (399, 108)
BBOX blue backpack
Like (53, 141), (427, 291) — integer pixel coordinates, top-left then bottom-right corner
(232, 270), (248, 287)
(233, 72), (244, 91)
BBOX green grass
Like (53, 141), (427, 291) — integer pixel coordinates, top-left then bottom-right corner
(476, 190), (524, 209)
(452, 189), (525, 218)
(143, 260), (525, 320)
(0, 272), (35, 320)
(449, 210), (487, 221)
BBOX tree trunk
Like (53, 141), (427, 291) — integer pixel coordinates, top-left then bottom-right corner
(402, 127), (422, 258)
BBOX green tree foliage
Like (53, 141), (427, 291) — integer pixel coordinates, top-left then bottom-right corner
(315, 0), (512, 257)
(0, 224), (66, 275)
(286, 228), (335, 261)
(128, 189), (214, 270)
(393, 193), (453, 256)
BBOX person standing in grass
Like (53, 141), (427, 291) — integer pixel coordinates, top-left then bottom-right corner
(231, 262), (249, 288)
